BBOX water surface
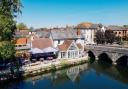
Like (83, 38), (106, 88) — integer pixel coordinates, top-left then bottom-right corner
(2, 62), (128, 89)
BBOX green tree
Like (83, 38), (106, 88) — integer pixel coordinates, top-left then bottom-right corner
(0, 0), (22, 41)
(95, 30), (105, 44)
(105, 30), (115, 44)
(0, 0), (21, 61)
(17, 22), (28, 30)
(0, 42), (15, 62)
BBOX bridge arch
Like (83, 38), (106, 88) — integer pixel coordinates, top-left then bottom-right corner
(98, 52), (113, 64)
(116, 55), (128, 66)
(88, 50), (96, 63)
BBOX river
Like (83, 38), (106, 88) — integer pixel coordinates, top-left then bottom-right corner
(1, 62), (128, 89)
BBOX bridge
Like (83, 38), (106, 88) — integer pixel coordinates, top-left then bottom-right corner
(85, 45), (128, 66)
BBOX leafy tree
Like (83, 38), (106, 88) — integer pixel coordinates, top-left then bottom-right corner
(0, 0), (21, 61)
(105, 30), (115, 44)
(17, 22), (28, 30)
(95, 30), (105, 44)
(0, 42), (15, 62)
(0, 0), (22, 41)
(29, 26), (34, 31)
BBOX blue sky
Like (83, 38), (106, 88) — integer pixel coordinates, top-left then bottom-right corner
(17, 0), (128, 28)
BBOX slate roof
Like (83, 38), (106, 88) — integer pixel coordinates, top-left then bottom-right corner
(107, 25), (123, 31)
(51, 28), (84, 40)
(36, 31), (50, 38)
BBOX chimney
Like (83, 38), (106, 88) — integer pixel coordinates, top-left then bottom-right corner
(77, 28), (80, 36)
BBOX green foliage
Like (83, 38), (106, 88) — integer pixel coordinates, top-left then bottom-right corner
(0, 0), (22, 41)
(95, 30), (105, 44)
(95, 30), (116, 44)
(17, 23), (28, 30)
(60, 60), (69, 68)
(51, 64), (56, 71)
(0, 42), (15, 61)
(105, 30), (115, 44)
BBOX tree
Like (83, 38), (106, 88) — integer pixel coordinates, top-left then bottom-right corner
(29, 26), (34, 31)
(0, 0), (22, 41)
(17, 22), (28, 30)
(105, 30), (115, 44)
(0, 42), (15, 62)
(0, 0), (21, 61)
(95, 30), (105, 44)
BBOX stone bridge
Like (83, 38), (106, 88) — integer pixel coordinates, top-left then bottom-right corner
(85, 45), (128, 65)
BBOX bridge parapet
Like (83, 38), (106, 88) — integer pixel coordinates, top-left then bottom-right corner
(85, 45), (128, 63)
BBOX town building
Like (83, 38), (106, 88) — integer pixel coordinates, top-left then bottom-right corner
(57, 40), (84, 59)
(75, 22), (105, 45)
(15, 38), (31, 51)
(107, 25), (128, 38)
(50, 27), (85, 48)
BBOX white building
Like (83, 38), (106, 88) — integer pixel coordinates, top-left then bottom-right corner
(50, 28), (85, 48)
(57, 40), (84, 59)
(76, 22), (102, 45)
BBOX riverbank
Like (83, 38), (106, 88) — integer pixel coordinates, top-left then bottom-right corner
(22, 56), (88, 78)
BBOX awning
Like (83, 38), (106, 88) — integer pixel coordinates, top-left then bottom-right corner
(28, 48), (44, 54)
(42, 47), (58, 53)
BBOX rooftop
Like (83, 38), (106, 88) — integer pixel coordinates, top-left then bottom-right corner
(32, 38), (53, 49)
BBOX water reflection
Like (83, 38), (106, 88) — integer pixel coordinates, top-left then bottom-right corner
(2, 62), (128, 89)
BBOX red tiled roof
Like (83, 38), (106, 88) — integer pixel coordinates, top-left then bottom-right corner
(58, 40), (83, 51)
(32, 38), (53, 49)
(58, 40), (73, 51)
(16, 38), (27, 45)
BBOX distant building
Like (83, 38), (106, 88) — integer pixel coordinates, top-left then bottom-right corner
(34, 28), (50, 38)
(15, 38), (31, 51)
(50, 28), (84, 48)
(57, 40), (84, 59)
(75, 22), (103, 45)
(15, 29), (30, 38)
(107, 25), (128, 37)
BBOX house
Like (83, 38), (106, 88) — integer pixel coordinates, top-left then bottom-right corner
(75, 22), (104, 45)
(31, 38), (58, 59)
(50, 28), (85, 48)
(57, 40), (84, 59)
(15, 38), (31, 51)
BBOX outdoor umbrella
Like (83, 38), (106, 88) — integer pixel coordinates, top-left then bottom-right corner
(28, 48), (44, 54)
(42, 47), (58, 53)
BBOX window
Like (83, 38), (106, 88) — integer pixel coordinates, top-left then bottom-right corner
(69, 44), (77, 50)
(58, 40), (60, 44)
(61, 52), (66, 58)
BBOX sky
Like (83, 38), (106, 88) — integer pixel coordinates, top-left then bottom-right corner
(17, 0), (128, 28)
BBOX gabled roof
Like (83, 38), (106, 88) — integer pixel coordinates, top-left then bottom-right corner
(16, 38), (27, 45)
(32, 38), (53, 49)
(58, 40), (73, 51)
(58, 40), (83, 52)
(51, 28), (84, 40)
